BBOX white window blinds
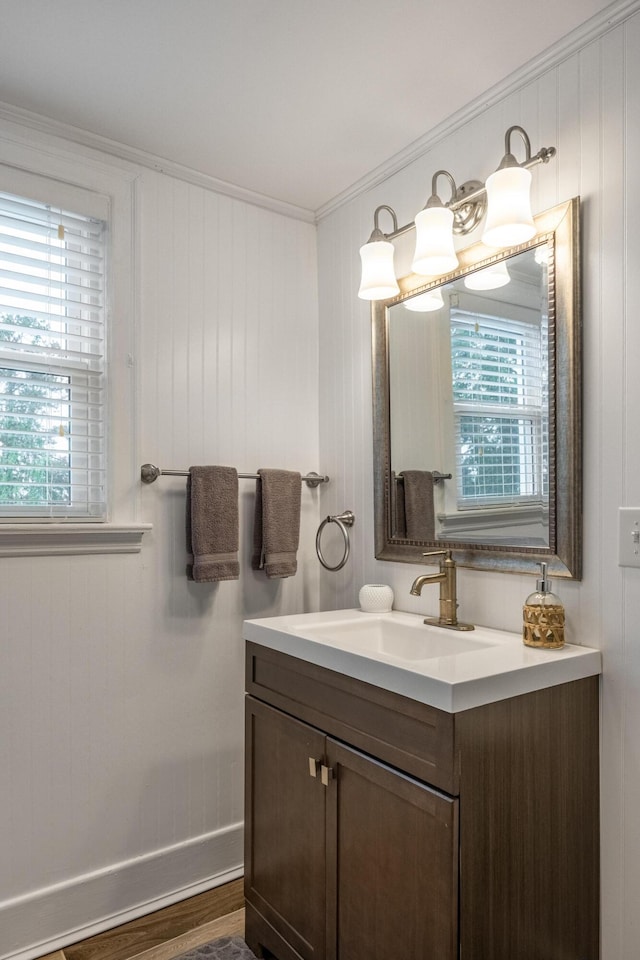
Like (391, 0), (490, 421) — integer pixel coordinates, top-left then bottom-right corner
(450, 308), (548, 507)
(0, 190), (107, 519)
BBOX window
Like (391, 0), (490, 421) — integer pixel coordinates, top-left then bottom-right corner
(450, 308), (548, 508)
(0, 191), (106, 519)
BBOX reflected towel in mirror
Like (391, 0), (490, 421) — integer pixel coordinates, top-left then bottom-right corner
(399, 470), (435, 540)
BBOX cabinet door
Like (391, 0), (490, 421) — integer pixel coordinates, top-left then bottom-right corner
(325, 739), (459, 960)
(245, 697), (326, 960)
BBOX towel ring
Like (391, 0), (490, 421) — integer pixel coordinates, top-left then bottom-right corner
(316, 510), (355, 571)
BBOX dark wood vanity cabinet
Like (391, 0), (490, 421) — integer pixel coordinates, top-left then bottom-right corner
(244, 641), (600, 960)
(246, 696), (458, 960)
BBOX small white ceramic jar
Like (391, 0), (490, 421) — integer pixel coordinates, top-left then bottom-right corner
(358, 583), (394, 613)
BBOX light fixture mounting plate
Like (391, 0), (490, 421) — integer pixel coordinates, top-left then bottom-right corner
(452, 179), (486, 235)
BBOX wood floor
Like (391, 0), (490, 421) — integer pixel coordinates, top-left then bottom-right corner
(38, 881), (245, 960)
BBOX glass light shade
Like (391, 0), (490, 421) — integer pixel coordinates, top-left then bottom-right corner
(482, 165), (536, 248)
(412, 206), (458, 276)
(358, 240), (400, 300)
(404, 288), (445, 312)
(464, 260), (510, 290)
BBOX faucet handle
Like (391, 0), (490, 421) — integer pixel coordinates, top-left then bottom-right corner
(421, 549), (452, 561)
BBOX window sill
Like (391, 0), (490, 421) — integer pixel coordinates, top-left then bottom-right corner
(0, 522), (152, 557)
(438, 504), (547, 535)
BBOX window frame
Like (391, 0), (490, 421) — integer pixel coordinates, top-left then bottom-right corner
(0, 195), (108, 520)
(0, 155), (149, 555)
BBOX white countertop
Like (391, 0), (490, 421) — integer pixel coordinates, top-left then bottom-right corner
(243, 608), (602, 713)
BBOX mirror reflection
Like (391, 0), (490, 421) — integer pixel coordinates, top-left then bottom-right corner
(389, 246), (550, 549)
(371, 198), (581, 578)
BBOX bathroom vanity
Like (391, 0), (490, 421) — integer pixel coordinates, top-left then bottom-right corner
(243, 610), (601, 960)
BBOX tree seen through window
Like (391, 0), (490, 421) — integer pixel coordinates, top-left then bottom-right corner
(0, 314), (72, 506)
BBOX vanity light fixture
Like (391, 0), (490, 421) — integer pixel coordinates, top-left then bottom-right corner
(412, 171), (460, 276)
(358, 125), (555, 301)
(358, 204), (400, 300)
(482, 127), (538, 247)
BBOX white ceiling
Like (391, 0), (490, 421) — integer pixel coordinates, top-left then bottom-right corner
(0, 0), (617, 213)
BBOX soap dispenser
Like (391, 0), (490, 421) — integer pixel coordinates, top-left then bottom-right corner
(523, 561), (565, 649)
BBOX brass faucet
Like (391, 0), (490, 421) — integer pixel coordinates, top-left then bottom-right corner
(410, 550), (474, 631)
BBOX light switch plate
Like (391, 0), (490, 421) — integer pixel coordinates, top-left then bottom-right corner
(618, 508), (640, 567)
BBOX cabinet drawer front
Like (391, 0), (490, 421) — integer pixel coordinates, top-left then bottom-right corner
(246, 642), (457, 794)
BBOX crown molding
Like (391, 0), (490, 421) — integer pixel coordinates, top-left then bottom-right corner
(315, 0), (640, 221)
(0, 100), (316, 224)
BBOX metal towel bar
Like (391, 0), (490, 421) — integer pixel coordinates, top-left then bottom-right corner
(395, 470), (451, 483)
(140, 463), (329, 488)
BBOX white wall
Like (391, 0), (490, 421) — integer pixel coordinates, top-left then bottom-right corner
(317, 9), (640, 959)
(0, 120), (320, 959)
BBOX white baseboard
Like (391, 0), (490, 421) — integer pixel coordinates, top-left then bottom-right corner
(0, 823), (244, 960)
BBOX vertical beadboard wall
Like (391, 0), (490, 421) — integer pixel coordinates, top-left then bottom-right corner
(317, 11), (640, 959)
(0, 138), (319, 958)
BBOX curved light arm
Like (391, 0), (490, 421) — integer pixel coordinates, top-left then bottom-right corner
(426, 169), (457, 208)
(498, 125), (533, 170)
(368, 204), (399, 241)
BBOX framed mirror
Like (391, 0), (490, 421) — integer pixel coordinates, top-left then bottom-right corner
(372, 198), (581, 578)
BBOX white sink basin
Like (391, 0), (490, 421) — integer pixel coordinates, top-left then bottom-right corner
(243, 608), (602, 712)
(286, 615), (496, 661)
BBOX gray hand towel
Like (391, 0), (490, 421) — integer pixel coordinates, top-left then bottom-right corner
(251, 468), (302, 578)
(400, 470), (435, 540)
(186, 466), (240, 582)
